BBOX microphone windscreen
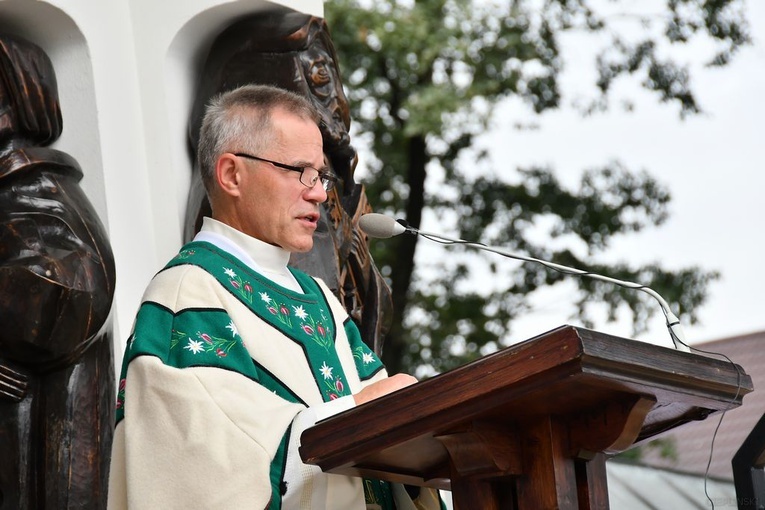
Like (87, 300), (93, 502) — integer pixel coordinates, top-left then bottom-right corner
(359, 213), (406, 239)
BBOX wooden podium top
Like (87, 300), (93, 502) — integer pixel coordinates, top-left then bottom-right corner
(300, 325), (753, 490)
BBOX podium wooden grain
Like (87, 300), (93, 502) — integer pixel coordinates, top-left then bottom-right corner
(300, 326), (753, 509)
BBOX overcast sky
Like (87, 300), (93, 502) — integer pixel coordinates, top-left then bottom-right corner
(478, 1), (765, 348)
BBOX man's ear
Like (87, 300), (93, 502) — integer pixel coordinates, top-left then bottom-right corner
(215, 153), (242, 197)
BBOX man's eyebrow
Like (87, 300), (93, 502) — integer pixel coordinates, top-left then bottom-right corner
(287, 159), (314, 169)
(292, 159), (331, 174)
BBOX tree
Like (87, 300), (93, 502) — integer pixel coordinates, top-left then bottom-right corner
(324, 0), (748, 376)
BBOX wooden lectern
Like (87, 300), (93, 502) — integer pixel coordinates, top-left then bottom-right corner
(300, 326), (753, 509)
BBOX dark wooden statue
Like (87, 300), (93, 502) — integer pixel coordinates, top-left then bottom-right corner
(185, 9), (392, 354)
(0, 35), (116, 509)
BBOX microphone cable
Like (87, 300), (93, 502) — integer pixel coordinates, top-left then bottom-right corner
(397, 218), (691, 352)
(684, 343), (745, 510)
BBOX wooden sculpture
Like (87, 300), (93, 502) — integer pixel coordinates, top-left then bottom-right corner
(0, 34), (116, 510)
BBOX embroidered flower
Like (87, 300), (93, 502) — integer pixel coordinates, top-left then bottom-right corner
(184, 339), (205, 354)
(318, 363), (347, 401)
(175, 329), (239, 358)
(226, 320), (239, 337)
(225, 267), (253, 303)
(259, 295), (293, 327)
(353, 346), (379, 367)
(115, 378), (127, 410)
(320, 362), (333, 380)
(254, 285), (330, 348)
(170, 329), (186, 350)
(296, 313), (334, 351)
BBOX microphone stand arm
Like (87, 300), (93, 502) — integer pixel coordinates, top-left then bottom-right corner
(414, 228), (691, 353)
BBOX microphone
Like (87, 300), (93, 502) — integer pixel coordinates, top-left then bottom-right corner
(359, 213), (691, 353)
(358, 213), (410, 239)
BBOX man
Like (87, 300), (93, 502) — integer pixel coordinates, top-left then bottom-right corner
(107, 85), (441, 509)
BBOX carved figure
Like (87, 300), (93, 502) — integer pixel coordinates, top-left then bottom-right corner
(0, 34), (115, 509)
(185, 10), (392, 354)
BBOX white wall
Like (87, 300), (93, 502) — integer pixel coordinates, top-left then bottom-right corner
(0, 0), (323, 369)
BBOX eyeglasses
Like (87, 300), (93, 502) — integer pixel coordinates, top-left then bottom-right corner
(233, 152), (338, 192)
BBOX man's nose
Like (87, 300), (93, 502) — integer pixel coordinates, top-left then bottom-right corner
(304, 180), (328, 203)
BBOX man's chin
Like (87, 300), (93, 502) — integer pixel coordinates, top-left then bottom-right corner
(285, 239), (314, 254)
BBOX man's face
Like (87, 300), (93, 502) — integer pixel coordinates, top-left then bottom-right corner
(233, 109), (327, 253)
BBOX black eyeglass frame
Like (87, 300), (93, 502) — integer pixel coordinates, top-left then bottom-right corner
(233, 152), (338, 192)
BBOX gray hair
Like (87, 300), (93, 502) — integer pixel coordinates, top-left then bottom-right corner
(196, 84), (320, 192)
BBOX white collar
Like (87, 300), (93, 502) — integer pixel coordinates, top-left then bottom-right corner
(193, 217), (302, 293)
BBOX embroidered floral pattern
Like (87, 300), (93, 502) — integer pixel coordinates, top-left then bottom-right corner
(171, 327), (239, 358)
(224, 267), (253, 303)
(320, 361), (345, 400)
(160, 246), (352, 407)
(185, 339), (205, 354)
(292, 305), (308, 320)
(115, 377), (126, 411)
(170, 329), (185, 350)
(255, 288), (334, 350)
(176, 248), (196, 259)
(299, 309), (333, 351)
(353, 346), (376, 365)
(319, 361), (333, 379)
(258, 291), (294, 328)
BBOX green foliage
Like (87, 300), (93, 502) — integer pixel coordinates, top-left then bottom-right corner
(325, 0), (746, 375)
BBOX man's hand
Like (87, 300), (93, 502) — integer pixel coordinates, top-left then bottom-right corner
(353, 373), (417, 406)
